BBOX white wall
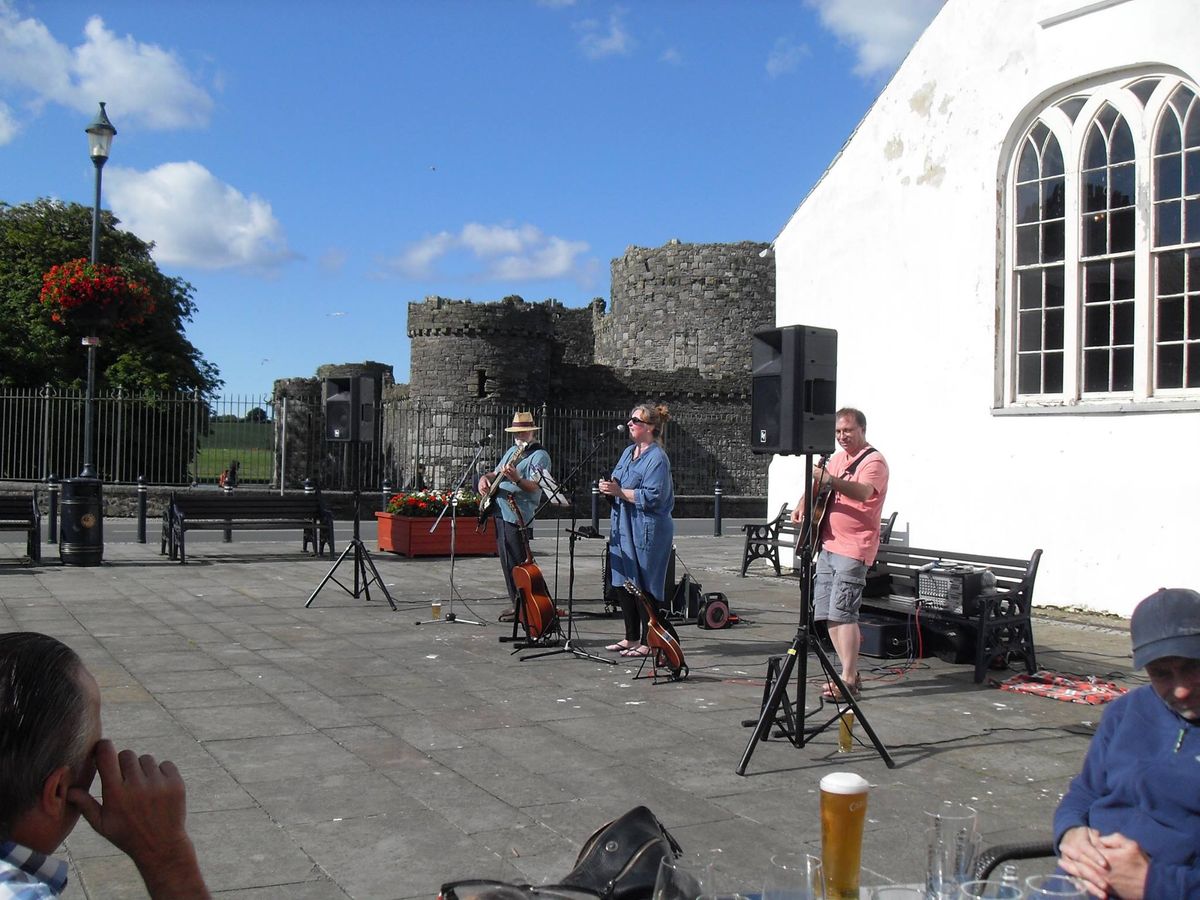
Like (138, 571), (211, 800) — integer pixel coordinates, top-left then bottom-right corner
(772, 0), (1199, 617)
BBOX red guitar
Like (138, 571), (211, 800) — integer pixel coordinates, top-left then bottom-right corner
(622, 580), (688, 681)
(797, 454), (832, 557)
(506, 497), (559, 642)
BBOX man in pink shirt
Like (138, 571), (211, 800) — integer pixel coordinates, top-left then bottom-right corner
(791, 408), (889, 699)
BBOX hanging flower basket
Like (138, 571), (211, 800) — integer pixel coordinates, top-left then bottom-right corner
(39, 258), (156, 333)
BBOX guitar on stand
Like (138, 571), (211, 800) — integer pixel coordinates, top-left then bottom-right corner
(504, 497), (562, 649)
(622, 580), (688, 682)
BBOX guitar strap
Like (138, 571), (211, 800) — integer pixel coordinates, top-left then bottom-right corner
(843, 446), (877, 478)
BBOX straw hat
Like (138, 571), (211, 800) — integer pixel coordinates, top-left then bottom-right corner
(503, 411), (540, 433)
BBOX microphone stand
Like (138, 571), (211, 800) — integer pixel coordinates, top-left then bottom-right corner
(415, 438), (489, 627)
(522, 427), (622, 665)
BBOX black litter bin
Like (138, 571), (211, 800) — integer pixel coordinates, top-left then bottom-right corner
(60, 477), (104, 566)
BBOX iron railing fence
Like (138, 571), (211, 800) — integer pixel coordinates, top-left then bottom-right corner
(0, 388), (276, 485)
(0, 388), (768, 496)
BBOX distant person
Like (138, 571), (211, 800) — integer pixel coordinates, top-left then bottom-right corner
(599, 402), (675, 657)
(791, 407), (889, 699)
(477, 411), (552, 622)
(1055, 588), (1200, 898)
(0, 631), (210, 899)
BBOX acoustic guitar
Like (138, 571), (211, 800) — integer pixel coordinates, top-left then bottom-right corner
(622, 580), (688, 680)
(477, 443), (527, 528)
(797, 454), (832, 558)
(505, 497), (559, 642)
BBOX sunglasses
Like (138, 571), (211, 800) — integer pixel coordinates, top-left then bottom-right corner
(628, 416), (647, 426)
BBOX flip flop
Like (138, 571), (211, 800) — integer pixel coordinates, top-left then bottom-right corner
(499, 610), (517, 623)
(822, 676), (862, 700)
(620, 645), (651, 658)
(605, 642), (633, 652)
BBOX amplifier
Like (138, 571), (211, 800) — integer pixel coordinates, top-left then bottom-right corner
(918, 565), (986, 615)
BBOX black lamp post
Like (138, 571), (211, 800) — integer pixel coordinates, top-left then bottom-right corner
(81, 101), (116, 479)
(61, 102), (115, 567)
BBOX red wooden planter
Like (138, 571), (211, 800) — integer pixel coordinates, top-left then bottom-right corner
(375, 512), (497, 557)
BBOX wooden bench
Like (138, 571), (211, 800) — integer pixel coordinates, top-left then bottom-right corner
(161, 492), (334, 564)
(862, 545), (1042, 683)
(740, 506), (897, 577)
(0, 493), (41, 564)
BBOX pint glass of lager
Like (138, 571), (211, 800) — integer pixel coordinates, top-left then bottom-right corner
(819, 771), (869, 900)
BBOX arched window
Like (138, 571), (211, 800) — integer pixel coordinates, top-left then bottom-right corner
(1002, 72), (1200, 408)
(1153, 84), (1200, 390)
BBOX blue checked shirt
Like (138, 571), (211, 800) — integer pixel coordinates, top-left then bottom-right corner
(0, 842), (68, 898)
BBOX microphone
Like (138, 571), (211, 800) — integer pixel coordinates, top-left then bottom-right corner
(615, 423), (627, 436)
(479, 433), (493, 447)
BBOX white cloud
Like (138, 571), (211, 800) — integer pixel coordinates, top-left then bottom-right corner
(0, 100), (17, 142)
(576, 9), (633, 60)
(106, 161), (294, 271)
(765, 36), (809, 79)
(386, 222), (593, 283)
(807, 0), (945, 78)
(0, 4), (211, 142)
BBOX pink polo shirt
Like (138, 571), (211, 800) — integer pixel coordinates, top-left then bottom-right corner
(820, 447), (889, 566)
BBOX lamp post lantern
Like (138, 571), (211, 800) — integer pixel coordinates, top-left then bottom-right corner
(61, 102), (115, 567)
(80, 101), (116, 480)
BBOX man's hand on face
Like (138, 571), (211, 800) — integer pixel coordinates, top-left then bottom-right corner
(67, 739), (208, 898)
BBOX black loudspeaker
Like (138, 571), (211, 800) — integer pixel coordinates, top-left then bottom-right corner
(324, 376), (376, 442)
(750, 324), (838, 455)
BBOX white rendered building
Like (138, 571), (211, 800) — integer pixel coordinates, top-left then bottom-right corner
(770, 0), (1199, 616)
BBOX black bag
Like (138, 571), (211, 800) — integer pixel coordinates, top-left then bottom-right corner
(558, 805), (682, 900)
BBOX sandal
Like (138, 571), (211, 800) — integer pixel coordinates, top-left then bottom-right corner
(620, 645), (651, 658)
(499, 610), (517, 623)
(606, 641), (634, 652)
(822, 675), (862, 700)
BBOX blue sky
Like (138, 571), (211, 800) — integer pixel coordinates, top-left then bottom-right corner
(1, 0), (943, 399)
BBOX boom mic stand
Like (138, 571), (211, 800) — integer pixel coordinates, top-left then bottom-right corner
(306, 439), (396, 610)
(416, 436), (490, 627)
(736, 451), (894, 775)
(521, 425), (623, 665)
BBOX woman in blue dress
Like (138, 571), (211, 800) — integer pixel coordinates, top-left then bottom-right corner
(598, 402), (675, 658)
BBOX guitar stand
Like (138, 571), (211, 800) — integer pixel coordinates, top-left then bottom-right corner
(630, 648), (689, 684)
(735, 453), (895, 776)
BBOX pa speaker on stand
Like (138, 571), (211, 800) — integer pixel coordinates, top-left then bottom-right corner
(750, 324), (837, 456)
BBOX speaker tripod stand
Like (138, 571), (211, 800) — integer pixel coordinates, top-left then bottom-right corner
(736, 453), (894, 775)
(306, 439), (396, 610)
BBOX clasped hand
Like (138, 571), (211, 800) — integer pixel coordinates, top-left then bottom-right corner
(1058, 825), (1149, 899)
(597, 477), (622, 498)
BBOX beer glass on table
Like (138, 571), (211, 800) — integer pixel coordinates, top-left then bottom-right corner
(1024, 874), (1086, 898)
(762, 852), (825, 900)
(925, 802), (980, 899)
(819, 771), (870, 900)
(957, 881), (1021, 899)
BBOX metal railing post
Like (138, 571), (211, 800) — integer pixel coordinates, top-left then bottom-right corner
(47, 475), (59, 544)
(222, 477), (233, 542)
(713, 479), (722, 536)
(591, 480), (601, 532)
(382, 478), (391, 511)
(136, 475), (147, 543)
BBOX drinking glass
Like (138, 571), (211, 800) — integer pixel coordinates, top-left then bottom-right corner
(958, 881), (1021, 899)
(1024, 874), (1086, 899)
(870, 888), (924, 899)
(653, 856), (714, 900)
(762, 852), (825, 900)
(925, 803), (980, 899)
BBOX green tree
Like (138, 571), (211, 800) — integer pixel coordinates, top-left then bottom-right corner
(0, 198), (221, 392)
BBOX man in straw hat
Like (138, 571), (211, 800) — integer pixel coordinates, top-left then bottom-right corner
(478, 411), (553, 622)
(1055, 587), (1200, 898)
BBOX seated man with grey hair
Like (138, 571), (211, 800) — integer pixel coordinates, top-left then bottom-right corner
(0, 632), (209, 898)
(1055, 588), (1200, 899)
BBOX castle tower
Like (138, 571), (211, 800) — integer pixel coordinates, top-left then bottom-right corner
(595, 239), (774, 379)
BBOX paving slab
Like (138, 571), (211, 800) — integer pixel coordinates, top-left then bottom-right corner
(0, 520), (1139, 898)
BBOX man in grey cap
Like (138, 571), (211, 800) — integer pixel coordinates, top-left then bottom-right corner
(1054, 588), (1200, 899)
